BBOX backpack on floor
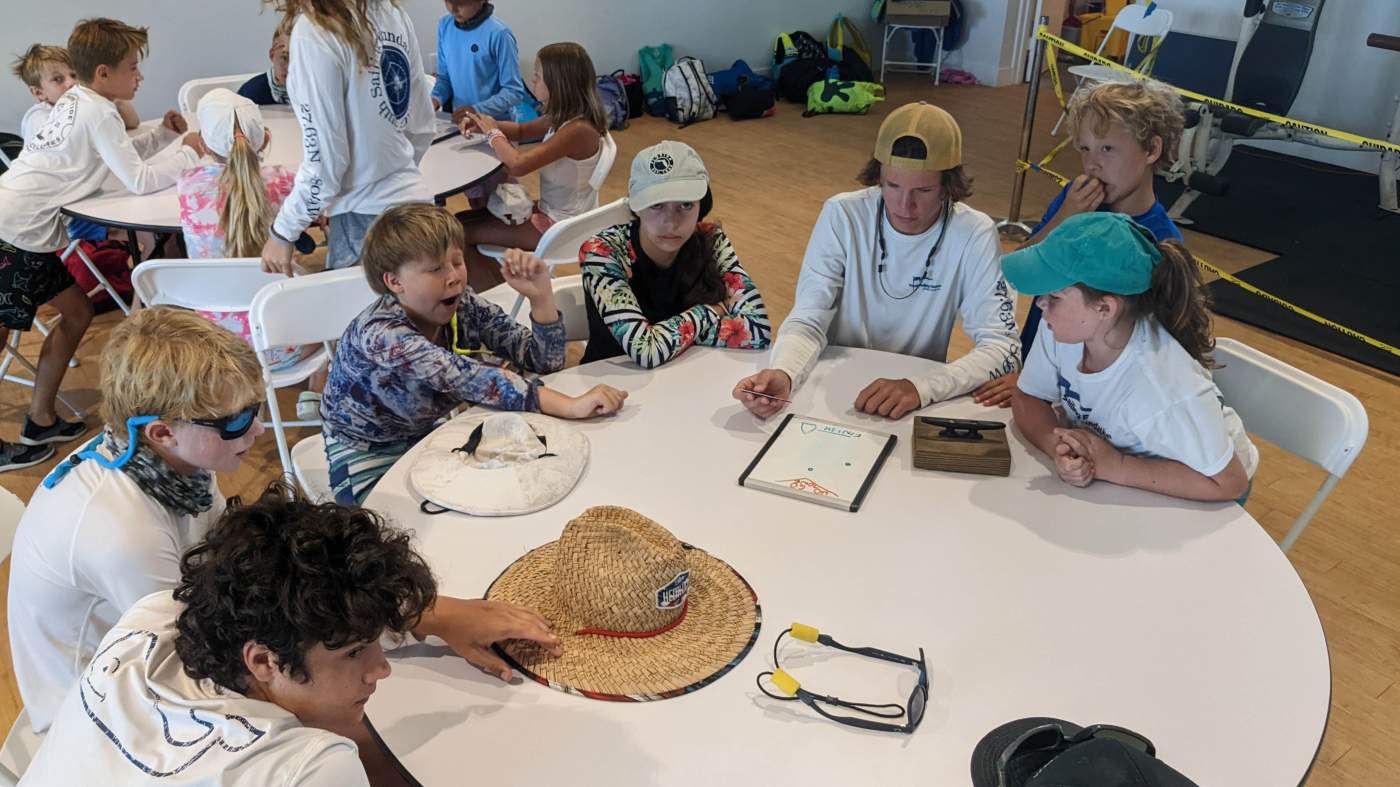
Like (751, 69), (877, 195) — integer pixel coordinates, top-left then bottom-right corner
(709, 59), (771, 98)
(639, 44), (675, 117)
(773, 31), (828, 76)
(621, 73), (645, 119)
(777, 58), (833, 103)
(804, 79), (885, 117)
(63, 240), (133, 310)
(663, 57), (718, 126)
(596, 70), (630, 130)
(726, 78), (776, 121)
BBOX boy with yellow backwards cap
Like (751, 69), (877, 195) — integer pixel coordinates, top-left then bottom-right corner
(734, 102), (1019, 420)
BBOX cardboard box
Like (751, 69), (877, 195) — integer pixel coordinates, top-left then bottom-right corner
(888, 0), (952, 15)
(887, 0), (952, 27)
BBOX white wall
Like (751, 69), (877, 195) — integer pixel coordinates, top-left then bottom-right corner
(1154, 0), (1400, 174)
(0, 0), (877, 127)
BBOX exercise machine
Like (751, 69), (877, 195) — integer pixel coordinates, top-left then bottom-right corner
(1165, 0), (1400, 218)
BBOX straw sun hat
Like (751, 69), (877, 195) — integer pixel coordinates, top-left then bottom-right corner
(486, 506), (762, 701)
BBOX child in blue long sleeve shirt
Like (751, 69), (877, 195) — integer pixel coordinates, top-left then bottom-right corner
(431, 1), (526, 122)
(321, 204), (627, 504)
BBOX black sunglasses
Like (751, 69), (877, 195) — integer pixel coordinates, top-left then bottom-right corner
(997, 722), (1155, 787)
(757, 625), (928, 734)
(185, 403), (262, 441)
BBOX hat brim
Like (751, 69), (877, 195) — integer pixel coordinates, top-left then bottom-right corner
(1000, 244), (1077, 297)
(970, 717), (1083, 787)
(409, 413), (589, 517)
(486, 538), (761, 701)
(629, 177), (709, 213)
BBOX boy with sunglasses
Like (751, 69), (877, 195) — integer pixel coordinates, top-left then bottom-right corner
(6, 307), (266, 735)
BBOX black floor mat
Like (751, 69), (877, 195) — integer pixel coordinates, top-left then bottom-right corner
(1154, 147), (1400, 377)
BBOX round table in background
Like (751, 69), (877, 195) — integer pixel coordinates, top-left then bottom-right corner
(362, 347), (1328, 786)
(59, 107), (500, 235)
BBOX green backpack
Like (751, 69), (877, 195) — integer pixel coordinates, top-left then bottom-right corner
(803, 79), (885, 117)
(638, 44), (674, 117)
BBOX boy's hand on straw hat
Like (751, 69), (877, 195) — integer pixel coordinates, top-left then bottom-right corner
(972, 372), (1018, 408)
(417, 597), (562, 682)
(854, 378), (921, 420)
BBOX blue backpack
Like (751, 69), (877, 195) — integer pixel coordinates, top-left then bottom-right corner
(596, 69), (630, 130)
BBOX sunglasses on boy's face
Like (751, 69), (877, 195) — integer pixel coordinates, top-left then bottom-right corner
(182, 403), (262, 441)
(757, 624), (928, 735)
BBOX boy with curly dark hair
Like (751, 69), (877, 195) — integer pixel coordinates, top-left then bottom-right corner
(25, 483), (561, 785)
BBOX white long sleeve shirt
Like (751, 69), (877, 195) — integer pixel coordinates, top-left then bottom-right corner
(0, 85), (195, 252)
(7, 444), (225, 734)
(770, 187), (1021, 406)
(272, 0), (436, 242)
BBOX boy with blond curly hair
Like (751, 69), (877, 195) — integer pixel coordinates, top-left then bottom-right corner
(973, 78), (1186, 407)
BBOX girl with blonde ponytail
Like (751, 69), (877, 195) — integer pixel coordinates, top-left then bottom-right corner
(1002, 212), (1260, 504)
(177, 88), (302, 369)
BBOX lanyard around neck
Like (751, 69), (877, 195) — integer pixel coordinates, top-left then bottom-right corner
(875, 195), (951, 301)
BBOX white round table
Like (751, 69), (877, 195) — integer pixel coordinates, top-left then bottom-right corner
(362, 347), (1329, 786)
(60, 107), (500, 233)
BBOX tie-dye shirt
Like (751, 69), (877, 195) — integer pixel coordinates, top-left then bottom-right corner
(177, 163), (296, 259)
(322, 292), (566, 448)
(177, 162), (301, 370)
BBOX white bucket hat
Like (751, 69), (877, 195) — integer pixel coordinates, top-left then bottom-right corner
(410, 412), (588, 516)
(195, 88), (266, 159)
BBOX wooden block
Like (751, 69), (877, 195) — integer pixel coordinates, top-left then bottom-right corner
(912, 417), (1011, 477)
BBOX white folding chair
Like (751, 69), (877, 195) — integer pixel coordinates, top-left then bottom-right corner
(136, 259), (346, 485)
(1211, 338), (1369, 552)
(290, 433), (334, 502)
(1051, 3), (1175, 135)
(476, 193), (631, 319)
(477, 273), (590, 343)
(0, 329), (84, 420)
(177, 74), (260, 115)
(248, 267), (379, 484)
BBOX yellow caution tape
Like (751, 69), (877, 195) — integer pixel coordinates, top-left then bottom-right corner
(1013, 159), (1400, 359)
(1036, 26), (1400, 155)
(1045, 40), (1066, 110)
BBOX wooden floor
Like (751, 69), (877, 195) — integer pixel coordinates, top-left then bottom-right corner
(2, 76), (1397, 784)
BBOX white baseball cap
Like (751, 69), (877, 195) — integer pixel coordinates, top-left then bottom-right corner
(196, 88), (266, 159)
(628, 141), (710, 212)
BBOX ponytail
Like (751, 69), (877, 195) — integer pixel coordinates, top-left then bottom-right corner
(218, 120), (272, 258)
(1140, 240), (1216, 367)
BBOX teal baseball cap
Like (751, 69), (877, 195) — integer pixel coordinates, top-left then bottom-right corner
(1001, 212), (1164, 296)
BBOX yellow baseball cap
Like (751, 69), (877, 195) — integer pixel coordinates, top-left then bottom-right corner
(874, 101), (962, 171)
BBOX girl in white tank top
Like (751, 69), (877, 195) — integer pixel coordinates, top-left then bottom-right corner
(458, 42), (615, 290)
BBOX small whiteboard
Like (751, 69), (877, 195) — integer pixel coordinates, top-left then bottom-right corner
(738, 414), (897, 512)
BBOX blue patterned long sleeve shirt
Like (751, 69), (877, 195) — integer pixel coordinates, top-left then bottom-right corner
(322, 292), (566, 447)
